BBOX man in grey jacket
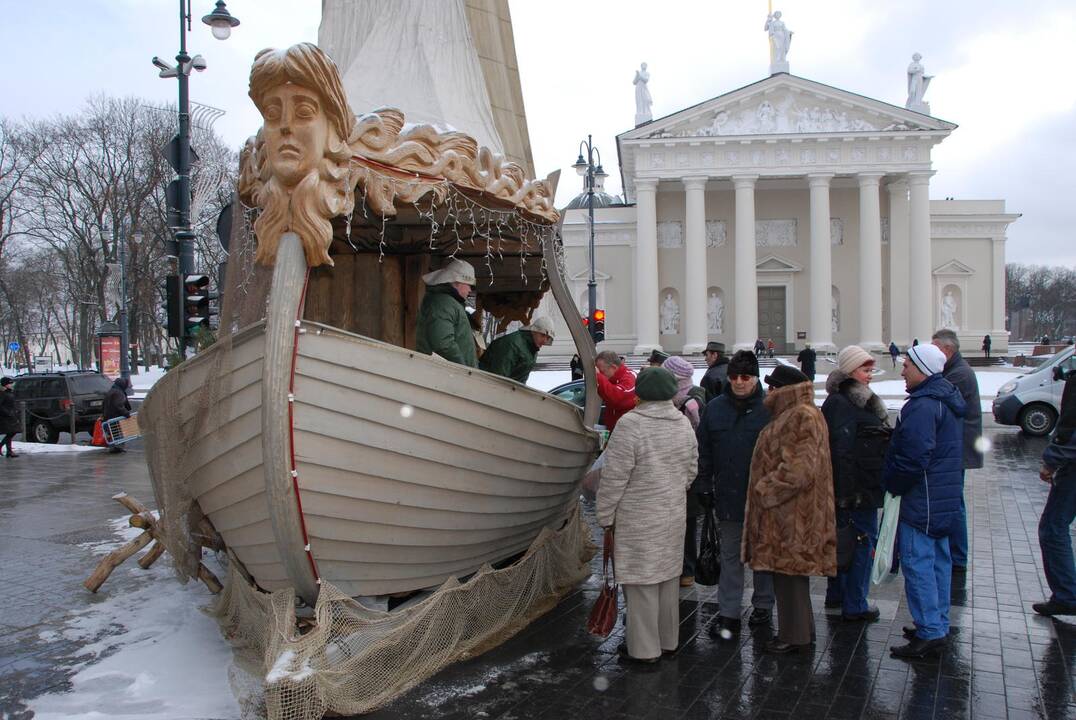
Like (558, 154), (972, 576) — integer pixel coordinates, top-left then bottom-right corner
(932, 329), (983, 575)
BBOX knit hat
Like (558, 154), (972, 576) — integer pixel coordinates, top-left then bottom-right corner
(635, 367), (678, 401)
(906, 343), (946, 376)
(727, 350), (760, 378)
(0, 376), (12, 387)
(422, 258), (476, 287)
(765, 364), (810, 388)
(662, 355), (695, 379)
(837, 345), (874, 375)
(522, 316), (555, 339)
(647, 349), (670, 365)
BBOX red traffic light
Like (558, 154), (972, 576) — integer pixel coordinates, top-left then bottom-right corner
(593, 309), (605, 322)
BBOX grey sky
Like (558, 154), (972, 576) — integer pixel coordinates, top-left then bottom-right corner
(2, 1), (1072, 265)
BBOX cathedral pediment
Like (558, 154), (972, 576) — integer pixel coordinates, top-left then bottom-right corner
(756, 255), (803, 272)
(621, 74), (955, 141)
(932, 259), (975, 276)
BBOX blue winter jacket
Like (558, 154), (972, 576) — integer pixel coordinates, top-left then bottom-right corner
(882, 373), (966, 538)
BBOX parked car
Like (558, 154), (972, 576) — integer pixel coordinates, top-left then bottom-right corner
(993, 345), (1075, 436)
(548, 379), (607, 427)
(11, 371), (112, 443)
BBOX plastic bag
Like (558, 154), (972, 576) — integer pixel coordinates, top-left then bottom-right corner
(871, 492), (901, 585)
(695, 507), (721, 586)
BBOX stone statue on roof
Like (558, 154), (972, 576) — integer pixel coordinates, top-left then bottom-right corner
(634, 63), (653, 126)
(765, 10), (792, 75)
(906, 53), (933, 114)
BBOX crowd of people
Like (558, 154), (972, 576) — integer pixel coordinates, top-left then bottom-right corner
(587, 331), (1076, 665)
(409, 257), (1075, 663)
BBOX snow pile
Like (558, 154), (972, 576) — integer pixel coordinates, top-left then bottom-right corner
(7, 441), (105, 454)
(29, 517), (244, 720)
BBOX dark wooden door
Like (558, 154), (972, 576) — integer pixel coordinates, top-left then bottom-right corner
(757, 286), (787, 354)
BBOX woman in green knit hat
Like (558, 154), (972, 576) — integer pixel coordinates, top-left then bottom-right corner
(597, 367), (699, 663)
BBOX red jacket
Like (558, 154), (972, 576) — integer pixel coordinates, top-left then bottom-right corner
(595, 363), (637, 430)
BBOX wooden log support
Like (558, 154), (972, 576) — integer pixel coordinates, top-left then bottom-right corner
(83, 492), (225, 595)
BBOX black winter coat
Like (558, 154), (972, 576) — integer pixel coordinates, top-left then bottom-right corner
(693, 380), (770, 522)
(700, 357), (729, 402)
(797, 347), (817, 379)
(0, 390), (20, 434)
(941, 352), (983, 469)
(821, 372), (890, 509)
(103, 379), (132, 422)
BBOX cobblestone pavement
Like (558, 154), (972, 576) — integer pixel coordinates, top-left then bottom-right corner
(2, 429), (1075, 720)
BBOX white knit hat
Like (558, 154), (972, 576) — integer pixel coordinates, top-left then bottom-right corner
(422, 258), (476, 286)
(907, 343), (946, 376)
(522, 316), (555, 339)
(837, 345), (874, 375)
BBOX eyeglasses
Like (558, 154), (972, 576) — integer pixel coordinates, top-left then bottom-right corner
(729, 374), (756, 382)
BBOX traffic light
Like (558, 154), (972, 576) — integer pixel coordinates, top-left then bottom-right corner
(165, 275), (183, 338)
(592, 309), (606, 343)
(183, 274), (214, 335)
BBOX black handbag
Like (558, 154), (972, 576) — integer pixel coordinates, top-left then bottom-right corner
(695, 507), (721, 586)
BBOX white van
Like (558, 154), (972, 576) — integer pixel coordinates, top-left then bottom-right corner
(993, 345), (1075, 436)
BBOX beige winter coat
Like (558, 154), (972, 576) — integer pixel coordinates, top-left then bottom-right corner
(596, 401), (699, 586)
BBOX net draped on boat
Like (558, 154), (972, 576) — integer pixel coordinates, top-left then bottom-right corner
(210, 502), (595, 719)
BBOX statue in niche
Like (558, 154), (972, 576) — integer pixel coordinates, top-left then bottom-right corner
(906, 53), (933, 110)
(660, 293), (680, 335)
(941, 290), (959, 330)
(243, 42), (356, 267)
(764, 11), (793, 69)
(634, 63), (653, 125)
(707, 292), (724, 334)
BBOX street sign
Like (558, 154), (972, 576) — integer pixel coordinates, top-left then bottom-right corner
(33, 355), (51, 373)
(7, 341), (19, 353)
(162, 135), (199, 174)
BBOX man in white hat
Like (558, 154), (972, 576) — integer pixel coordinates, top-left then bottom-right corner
(416, 258), (478, 367)
(479, 316), (555, 384)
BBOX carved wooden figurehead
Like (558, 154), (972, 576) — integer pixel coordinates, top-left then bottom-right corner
(239, 42), (559, 271)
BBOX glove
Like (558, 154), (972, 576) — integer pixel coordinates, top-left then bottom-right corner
(697, 492), (714, 509)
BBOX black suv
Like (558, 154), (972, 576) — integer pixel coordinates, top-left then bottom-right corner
(12, 372), (112, 443)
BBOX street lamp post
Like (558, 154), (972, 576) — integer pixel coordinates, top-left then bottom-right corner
(572, 136), (608, 342)
(154, 0), (239, 355)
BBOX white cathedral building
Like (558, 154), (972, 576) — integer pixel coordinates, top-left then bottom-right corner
(545, 28), (1019, 358)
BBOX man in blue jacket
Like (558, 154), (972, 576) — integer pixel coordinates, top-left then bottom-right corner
(883, 343), (966, 659)
(1034, 374), (1076, 616)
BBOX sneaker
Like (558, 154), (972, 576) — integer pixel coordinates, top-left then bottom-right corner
(903, 625), (958, 640)
(680, 575), (695, 587)
(1032, 600), (1076, 616)
(748, 607), (773, 626)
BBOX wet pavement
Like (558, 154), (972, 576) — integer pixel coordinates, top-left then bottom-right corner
(2, 429), (1075, 719)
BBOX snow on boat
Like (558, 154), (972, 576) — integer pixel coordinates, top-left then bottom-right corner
(140, 42), (601, 606)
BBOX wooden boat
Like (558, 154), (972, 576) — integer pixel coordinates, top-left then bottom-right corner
(141, 43), (601, 606)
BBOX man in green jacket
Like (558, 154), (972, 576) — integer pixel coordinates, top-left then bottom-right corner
(416, 258), (478, 367)
(480, 316), (555, 383)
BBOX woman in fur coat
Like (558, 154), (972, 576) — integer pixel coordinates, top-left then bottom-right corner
(822, 346), (890, 622)
(597, 367), (699, 663)
(743, 365), (836, 653)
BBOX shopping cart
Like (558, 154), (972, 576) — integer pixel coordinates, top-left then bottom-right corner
(102, 414), (141, 446)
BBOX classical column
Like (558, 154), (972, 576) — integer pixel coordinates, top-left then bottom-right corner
(857, 173), (885, 350)
(682, 176), (709, 354)
(808, 173), (835, 350)
(908, 172), (934, 345)
(732, 175), (758, 352)
(633, 178), (662, 354)
(887, 178), (910, 346)
(992, 235), (1006, 335)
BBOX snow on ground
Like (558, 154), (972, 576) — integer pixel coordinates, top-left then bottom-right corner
(7, 441), (107, 454)
(29, 518), (243, 720)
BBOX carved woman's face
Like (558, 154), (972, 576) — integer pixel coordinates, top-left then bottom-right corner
(261, 83), (330, 187)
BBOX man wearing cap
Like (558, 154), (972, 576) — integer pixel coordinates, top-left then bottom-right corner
(416, 259), (479, 367)
(479, 316), (555, 384)
(884, 343), (966, 659)
(931, 328), (983, 578)
(694, 350), (775, 636)
(647, 349), (670, 368)
(700, 342), (729, 402)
